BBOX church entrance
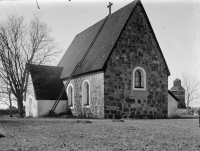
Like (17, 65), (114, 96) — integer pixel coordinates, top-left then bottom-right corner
(29, 98), (33, 117)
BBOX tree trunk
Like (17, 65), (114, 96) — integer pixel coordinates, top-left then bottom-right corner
(187, 106), (189, 114)
(9, 99), (13, 118)
(17, 95), (24, 118)
(8, 91), (13, 117)
(23, 70), (29, 102)
(186, 99), (189, 114)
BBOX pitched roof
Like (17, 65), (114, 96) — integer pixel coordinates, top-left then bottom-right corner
(170, 86), (185, 92)
(58, 0), (170, 79)
(174, 78), (181, 82)
(168, 90), (180, 102)
(29, 64), (67, 100)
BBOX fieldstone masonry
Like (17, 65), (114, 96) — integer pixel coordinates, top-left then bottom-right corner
(104, 5), (168, 119)
(65, 72), (104, 118)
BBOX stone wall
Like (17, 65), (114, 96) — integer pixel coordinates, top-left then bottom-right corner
(104, 4), (168, 119)
(64, 72), (104, 118)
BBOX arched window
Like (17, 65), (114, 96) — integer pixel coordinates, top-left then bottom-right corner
(29, 98), (33, 116)
(82, 80), (90, 106)
(133, 67), (146, 90)
(67, 84), (74, 107)
(135, 71), (142, 88)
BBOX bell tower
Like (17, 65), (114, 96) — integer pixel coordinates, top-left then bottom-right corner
(170, 78), (186, 108)
(174, 78), (181, 87)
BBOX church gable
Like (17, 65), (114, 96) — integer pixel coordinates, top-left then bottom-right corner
(58, 0), (169, 80)
(104, 3), (169, 119)
(104, 3), (169, 76)
(58, 1), (138, 79)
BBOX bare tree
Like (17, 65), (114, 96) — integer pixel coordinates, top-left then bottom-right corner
(0, 78), (17, 117)
(182, 73), (200, 113)
(0, 15), (59, 118)
(0, 87), (14, 117)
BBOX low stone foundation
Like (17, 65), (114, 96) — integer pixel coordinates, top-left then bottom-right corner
(104, 98), (167, 119)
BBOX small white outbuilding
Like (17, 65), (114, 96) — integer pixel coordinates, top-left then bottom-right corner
(25, 64), (67, 117)
(168, 90), (180, 118)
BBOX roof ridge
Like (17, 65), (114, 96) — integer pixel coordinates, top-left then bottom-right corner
(75, 0), (139, 39)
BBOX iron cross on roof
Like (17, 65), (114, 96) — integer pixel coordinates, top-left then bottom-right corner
(107, 2), (113, 15)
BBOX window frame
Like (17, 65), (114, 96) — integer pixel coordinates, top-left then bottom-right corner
(135, 70), (142, 88)
(67, 84), (74, 108)
(82, 80), (90, 108)
(133, 67), (146, 90)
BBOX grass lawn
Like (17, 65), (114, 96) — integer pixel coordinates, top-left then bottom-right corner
(0, 116), (200, 151)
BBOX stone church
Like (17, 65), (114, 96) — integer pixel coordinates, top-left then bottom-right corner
(25, 0), (172, 118)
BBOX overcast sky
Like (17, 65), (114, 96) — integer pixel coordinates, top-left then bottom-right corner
(0, 0), (200, 107)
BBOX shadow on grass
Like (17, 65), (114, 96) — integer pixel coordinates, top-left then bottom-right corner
(169, 114), (199, 119)
(0, 120), (24, 127)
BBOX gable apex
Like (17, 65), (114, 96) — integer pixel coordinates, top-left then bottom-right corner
(58, 0), (170, 79)
(138, 2), (170, 76)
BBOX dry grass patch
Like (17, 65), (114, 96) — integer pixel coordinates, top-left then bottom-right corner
(0, 118), (200, 151)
